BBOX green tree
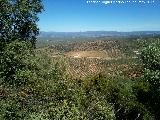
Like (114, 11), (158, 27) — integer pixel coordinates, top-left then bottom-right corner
(140, 42), (160, 119)
(0, 0), (43, 50)
(0, 0), (43, 85)
(141, 42), (160, 88)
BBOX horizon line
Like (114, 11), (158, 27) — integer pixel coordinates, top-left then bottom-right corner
(40, 30), (160, 33)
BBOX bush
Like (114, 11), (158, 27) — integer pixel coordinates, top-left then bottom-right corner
(140, 42), (160, 92)
(0, 40), (36, 87)
(90, 75), (152, 120)
(139, 42), (160, 119)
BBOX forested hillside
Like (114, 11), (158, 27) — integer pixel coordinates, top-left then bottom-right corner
(0, 0), (160, 120)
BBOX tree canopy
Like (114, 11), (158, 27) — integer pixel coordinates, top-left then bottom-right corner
(0, 0), (43, 50)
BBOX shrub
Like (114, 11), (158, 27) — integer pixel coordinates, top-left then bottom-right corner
(0, 40), (36, 87)
(139, 42), (160, 119)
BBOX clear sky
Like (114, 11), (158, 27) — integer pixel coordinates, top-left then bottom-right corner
(38, 0), (160, 32)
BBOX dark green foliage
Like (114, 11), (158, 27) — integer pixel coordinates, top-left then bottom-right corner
(0, 40), (35, 87)
(140, 41), (160, 90)
(0, 0), (43, 49)
(87, 75), (152, 120)
(141, 42), (160, 71)
(136, 41), (160, 119)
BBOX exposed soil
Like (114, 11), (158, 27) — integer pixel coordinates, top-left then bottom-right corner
(65, 50), (112, 59)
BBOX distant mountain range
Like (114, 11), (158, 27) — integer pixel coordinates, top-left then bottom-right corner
(38, 31), (160, 39)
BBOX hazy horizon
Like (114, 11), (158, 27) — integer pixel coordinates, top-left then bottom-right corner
(40, 30), (160, 33)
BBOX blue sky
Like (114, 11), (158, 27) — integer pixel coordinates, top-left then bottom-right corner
(38, 0), (160, 32)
